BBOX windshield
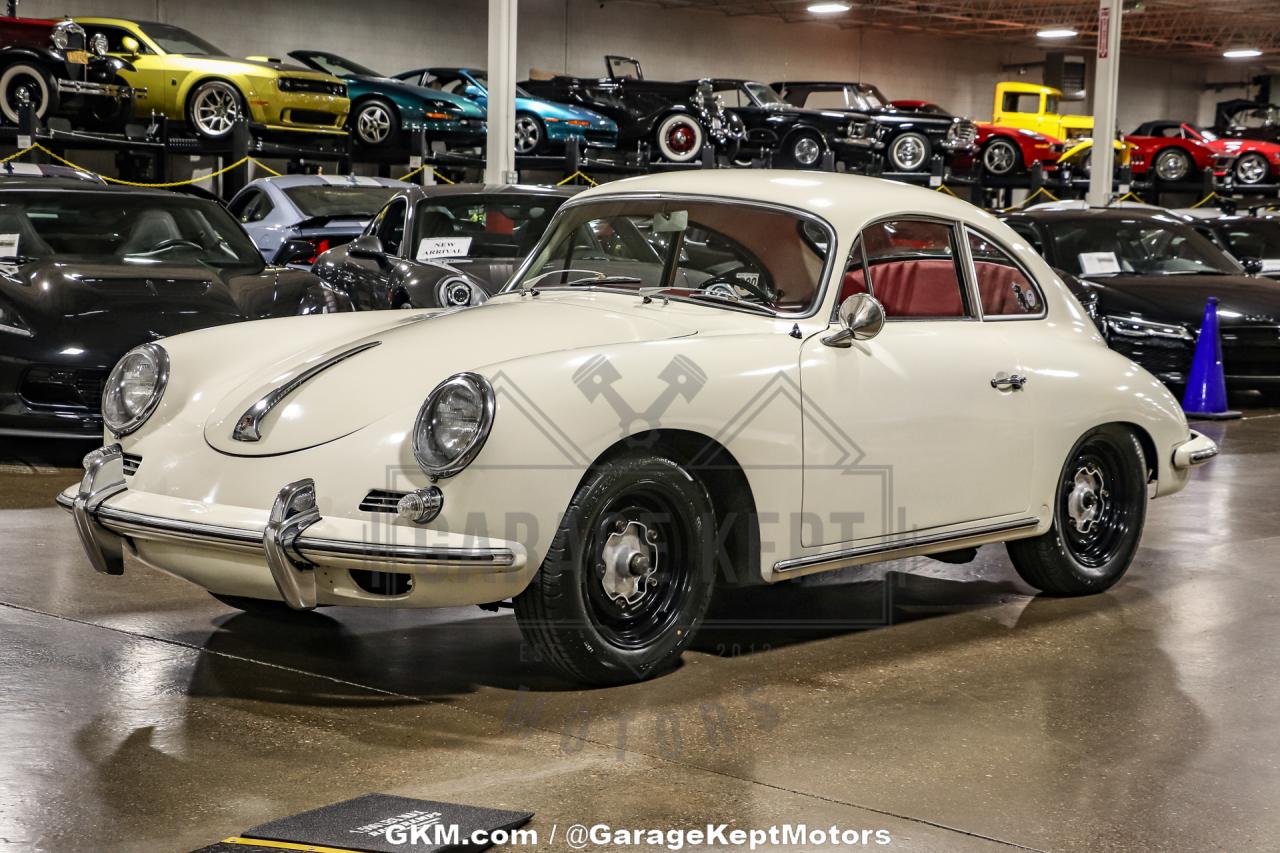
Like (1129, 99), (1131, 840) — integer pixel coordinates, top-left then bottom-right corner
(0, 191), (263, 269)
(1220, 220), (1280, 259)
(412, 195), (569, 260)
(140, 22), (225, 56)
(858, 84), (887, 109)
(1044, 216), (1241, 277)
(303, 53), (380, 78)
(284, 185), (400, 218)
(745, 81), (786, 107)
(506, 199), (832, 314)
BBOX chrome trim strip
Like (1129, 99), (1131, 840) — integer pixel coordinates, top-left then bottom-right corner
(57, 493), (517, 569)
(233, 340), (381, 442)
(774, 517), (1040, 575)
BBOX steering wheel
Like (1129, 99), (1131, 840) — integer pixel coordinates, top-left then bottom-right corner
(697, 267), (772, 304)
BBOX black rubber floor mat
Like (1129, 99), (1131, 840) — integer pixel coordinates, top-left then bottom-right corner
(232, 793), (533, 853)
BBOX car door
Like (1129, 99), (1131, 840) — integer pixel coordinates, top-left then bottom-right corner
(797, 217), (1034, 548)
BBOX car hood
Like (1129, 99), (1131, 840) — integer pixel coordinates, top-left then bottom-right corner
(1084, 272), (1280, 327)
(523, 96), (615, 126)
(345, 74), (484, 115)
(200, 292), (699, 456)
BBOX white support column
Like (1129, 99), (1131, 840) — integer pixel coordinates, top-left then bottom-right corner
(485, 0), (519, 185)
(1086, 0), (1122, 206)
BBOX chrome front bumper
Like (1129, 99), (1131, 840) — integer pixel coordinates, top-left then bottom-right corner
(55, 80), (136, 100)
(1172, 430), (1219, 469)
(58, 444), (518, 610)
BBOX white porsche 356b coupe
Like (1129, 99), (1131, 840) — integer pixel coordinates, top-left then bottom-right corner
(61, 171), (1216, 685)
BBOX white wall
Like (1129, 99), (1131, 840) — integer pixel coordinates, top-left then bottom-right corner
(29, 0), (1214, 130)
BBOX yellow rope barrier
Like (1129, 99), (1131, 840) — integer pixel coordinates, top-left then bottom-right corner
(999, 185), (1059, 213)
(933, 183), (960, 198)
(1107, 190), (1144, 206)
(2, 142), (286, 187)
(1188, 191), (1220, 209)
(556, 170), (598, 187)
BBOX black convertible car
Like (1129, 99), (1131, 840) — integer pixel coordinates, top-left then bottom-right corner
(0, 174), (349, 440)
(772, 80), (977, 173)
(521, 55), (744, 163)
(700, 78), (879, 169)
(1002, 206), (1280, 394)
(313, 183), (577, 309)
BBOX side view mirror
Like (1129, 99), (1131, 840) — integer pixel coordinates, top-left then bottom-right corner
(348, 234), (390, 266)
(822, 293), (885, 348)
(120, 35), (140, 56)
(1240, 256), (1265, 276)
(273, 237), (318, 267)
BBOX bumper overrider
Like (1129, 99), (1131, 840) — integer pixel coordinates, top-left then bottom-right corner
(1172, 430), (1218, 469)
(57, 445), (527, 610)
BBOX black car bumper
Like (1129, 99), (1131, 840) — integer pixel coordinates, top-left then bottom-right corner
(0, 360), (108, 440)
(1108, 326), (1280, 391)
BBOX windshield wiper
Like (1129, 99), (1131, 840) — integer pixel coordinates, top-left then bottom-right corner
(518, 269), (643, 293)
(640, 287), (777, 315)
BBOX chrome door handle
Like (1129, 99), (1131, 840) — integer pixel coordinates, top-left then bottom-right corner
(990, 373), (1027, 391)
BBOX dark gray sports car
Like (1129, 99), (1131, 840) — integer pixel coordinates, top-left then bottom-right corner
(0, 174), (350, 440)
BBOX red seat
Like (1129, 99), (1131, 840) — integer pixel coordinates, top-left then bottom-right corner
(837, 268), (869, 303)
(973, 261), (1031, 314)
(867, 259), (964, 317)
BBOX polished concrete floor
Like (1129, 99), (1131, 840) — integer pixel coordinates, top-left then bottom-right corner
(0, 412), (1277, 853)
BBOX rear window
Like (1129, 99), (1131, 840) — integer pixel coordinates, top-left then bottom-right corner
(283, 185), (400, 218)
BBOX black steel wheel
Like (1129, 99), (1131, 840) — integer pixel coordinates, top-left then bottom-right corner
(514, 451), (716, 685)
(776, 130), (824, 169)
(1007, 425), (1147, 595)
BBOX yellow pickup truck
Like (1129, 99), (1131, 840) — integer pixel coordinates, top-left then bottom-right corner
(990, 81), (1129, 169)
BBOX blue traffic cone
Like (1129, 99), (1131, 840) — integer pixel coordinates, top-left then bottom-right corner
(1181, 296), (1241, 420)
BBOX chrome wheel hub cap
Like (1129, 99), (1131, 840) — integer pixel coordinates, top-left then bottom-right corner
(195, 87), (237, 135)
(892, 136), (925, 170)
(358, 105), (391, 144)
(1067, 464), (1109, 533)
(794, 137), (821, 165)
(600, 519), (658, 606)
(514, 116), (540, 153)
(1155, 152), (1187, 181)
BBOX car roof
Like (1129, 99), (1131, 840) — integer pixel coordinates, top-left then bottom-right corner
(573, 170), (997, 234)
(1005, 206), (1188, 224)
(405, 183), (580, 201)
(0, 173), (171, 196)
(244, 174), (412, 191)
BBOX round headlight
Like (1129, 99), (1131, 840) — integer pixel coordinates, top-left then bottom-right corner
(411, 372), (495, 479)
(50, 27), (69, 50)
(91, 33), (109, 57)
(102, 343), (169, 436)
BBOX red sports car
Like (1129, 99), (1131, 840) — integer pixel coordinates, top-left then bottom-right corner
(891, 99), (1058, 176)
(1122, 131), (1225, 183)
(1134, 120), (1280, 186)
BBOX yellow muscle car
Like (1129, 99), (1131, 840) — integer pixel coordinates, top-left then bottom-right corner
(75, 17), (348, 140)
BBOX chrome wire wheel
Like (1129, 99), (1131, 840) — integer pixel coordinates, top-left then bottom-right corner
(889, 132), (930, 171)
(583, 484), (694, 651)
(1153, 148), (1191, 182)
(188, 81), (241, 139)
(356, 102), (393, 145)
(1058, 435), (1138, 575)
(982, 138), (1020, 175)
(514, 114), (542, 154)
(1236, 153), (1269, 185)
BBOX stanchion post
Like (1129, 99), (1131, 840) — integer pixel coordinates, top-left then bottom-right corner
(223, 118), (250, 199)
(822, 148), (836, 172)
(928, 154), (943, 187)
(1201, 166), (1214, 201)
(565, 135), (580, 177)
(17, 97), (38, 158)
(700, 143), (715, 169)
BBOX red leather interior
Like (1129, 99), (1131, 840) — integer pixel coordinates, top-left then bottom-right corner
(486, 210), (515, 234)
(973, 261), (1031, 315)
(866, 259), (964, 317)
(837, 268), (869, 303)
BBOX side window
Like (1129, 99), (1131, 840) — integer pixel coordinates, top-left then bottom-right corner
(371, 199), (406, 255)
(229, 191), (272, 224)
(966, 229), (1042, 317)
(1003, 92), (1039, 114)
(834, 237), (868, 313)
(861, 219), (968, 319)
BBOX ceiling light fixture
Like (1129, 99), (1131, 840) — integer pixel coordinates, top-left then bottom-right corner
(1223, 48), (1262, 59)
(1036, 28), (1078, 39)
(807, 2), (851, 13)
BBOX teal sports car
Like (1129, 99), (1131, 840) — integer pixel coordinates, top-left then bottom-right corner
(288, 50), (485, 150)
(395, 67), (618, 155)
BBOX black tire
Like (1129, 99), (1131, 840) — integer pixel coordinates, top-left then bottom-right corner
(776, 130), (824, 169)
(1007, 424), (1148, 596)
(981, 137), (1022, 176)
(185, 79), (245, 140)
(1235, 152), (1270, 185)
(513, 451), (717, 685)
(0, 62), (54, 124)
(887, 131), (932, 172)
(514, 112), (544, 155)
(653, 112), (704, 163)
(1152, 147), (1193, 183)
(209, 592), (307, 615)
(351, 97), (403, 150)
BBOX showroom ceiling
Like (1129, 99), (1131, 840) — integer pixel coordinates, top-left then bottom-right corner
(602, 1), (1280, 59)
